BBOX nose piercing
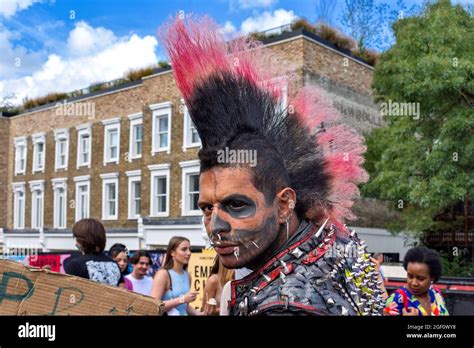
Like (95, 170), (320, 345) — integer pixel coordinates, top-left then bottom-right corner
(209, 233), (222, 247)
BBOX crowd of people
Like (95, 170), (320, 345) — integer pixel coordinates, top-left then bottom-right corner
(63, 218), (449, 316)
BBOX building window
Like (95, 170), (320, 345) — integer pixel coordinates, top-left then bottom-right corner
(14, 136), (27, 175)
(52, 178), (67, 229)
(128, 113), (143, 161)
(12, 182), (25, 229)
(148, 164), (170, 217)
(182, 102), (201, 151)
(150, 101), (172, 154)
(102, 118), (121, 165)
(126, 170), (141, 219)
(29, 180), (45, 229)
(76, 124), (91, 168)
(100, 173), (119, 220)
(180, 160), (201, 216)
(32, 133), (46, 173)
(54, 129), (69, 171)
(74, 175), (90, 221)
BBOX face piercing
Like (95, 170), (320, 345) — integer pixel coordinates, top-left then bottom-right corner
(233, 247), (240, 261)
(209, 233), (222, 247)
(251, 240), (260, 249)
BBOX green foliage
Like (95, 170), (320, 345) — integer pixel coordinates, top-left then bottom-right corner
(251, 18), (378, 65)
(88, 81), (108, 93)
(158, 60), (170, 69)
(365, 0), (474, 234)
(340, 0), (421, 51)
(440, 252), (474, 277)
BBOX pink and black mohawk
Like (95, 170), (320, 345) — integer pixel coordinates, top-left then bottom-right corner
(160, 15), (368, 233)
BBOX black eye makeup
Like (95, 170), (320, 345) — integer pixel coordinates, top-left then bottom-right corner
(220, 194), (256, 218)
(198, 194), (257, 218)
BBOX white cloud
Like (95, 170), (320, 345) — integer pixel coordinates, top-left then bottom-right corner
(218, 21), (236, 35)
(67, 21), (117, 56)
(237, 0), (277, 9)
(0, 26), (46, 79)
(0, 21), (159, 105)
(241, 9), (297, 34)
(0, 0), (42, 18)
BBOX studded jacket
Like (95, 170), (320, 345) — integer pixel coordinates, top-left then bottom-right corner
(229, 220), (385, 316)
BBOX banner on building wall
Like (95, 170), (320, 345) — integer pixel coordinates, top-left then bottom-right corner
(187, 248), (217, 310)
(0, 259), (164, 315)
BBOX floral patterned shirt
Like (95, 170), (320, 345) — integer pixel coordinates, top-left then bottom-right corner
(384, 286), (449, 316)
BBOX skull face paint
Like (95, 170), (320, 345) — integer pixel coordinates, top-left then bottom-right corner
(199, 167), (282, 269)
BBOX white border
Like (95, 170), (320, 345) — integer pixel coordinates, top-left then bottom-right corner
(179, 160), (201, 216)
(148, 163), (170, 217)
(102, 117), (121, 165)
(150, 101), (172, 155)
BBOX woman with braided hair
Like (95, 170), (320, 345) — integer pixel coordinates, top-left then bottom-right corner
(159, 15), (385, 316)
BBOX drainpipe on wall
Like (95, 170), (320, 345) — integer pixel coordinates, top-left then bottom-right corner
(0, 228), (4, 254)
(137, 216), (144, 249)
(39, 227), (45, 251)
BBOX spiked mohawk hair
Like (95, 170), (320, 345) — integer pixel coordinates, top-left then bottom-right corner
(160, 15), (368, 233)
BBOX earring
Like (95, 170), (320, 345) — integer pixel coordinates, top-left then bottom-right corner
(286, 217), (290, 241)
(289, 200), (295, 209)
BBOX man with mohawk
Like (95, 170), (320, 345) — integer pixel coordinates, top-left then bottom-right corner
(160, 15), (385, 316)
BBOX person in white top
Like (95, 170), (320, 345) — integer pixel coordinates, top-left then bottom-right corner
(125, 250), (153, 296)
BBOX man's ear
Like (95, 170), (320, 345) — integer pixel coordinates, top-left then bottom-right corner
(276, 187), (297, 224)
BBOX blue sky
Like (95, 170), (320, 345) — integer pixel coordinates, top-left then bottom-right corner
(0, 0), (472, 105)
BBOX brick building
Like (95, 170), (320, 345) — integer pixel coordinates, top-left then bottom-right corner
(0, 29), (381, 251)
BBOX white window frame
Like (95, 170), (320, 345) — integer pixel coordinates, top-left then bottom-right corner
(182, 100), (201, 151)
(126, 170), (141, 219)
(150, 101), (172, 155)
(179, 160), (201, 216)
(32, 132), (46, 173)
(100, 172), (119, 220)
(74, 175), (90, 221)
(128, 112), (143, 161)
(52, 178), (67, 229)
(148, 164), (170, 217)
(76, 123), (92, 168)
(54, 128), (69, 171)
(14, 136), (27, 175)
(29, 180), (45, 230)
(12, 182), (25, 229)
(102, 118), (121, 165)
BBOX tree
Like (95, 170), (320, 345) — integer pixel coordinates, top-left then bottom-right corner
(315, 0), (337, 26)
(364, 0), (474, 237)
(340, 0), (420, 52)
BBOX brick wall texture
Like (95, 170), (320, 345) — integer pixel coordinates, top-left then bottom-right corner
(1, 35), (380, 231)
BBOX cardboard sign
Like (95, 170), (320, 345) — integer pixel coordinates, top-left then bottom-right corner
(188, 248), (217, 310)
(0, 259), (164, 316)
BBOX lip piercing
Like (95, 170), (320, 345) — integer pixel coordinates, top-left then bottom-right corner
(251, 241), (260, 249)
(233, 247), (240, 261)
